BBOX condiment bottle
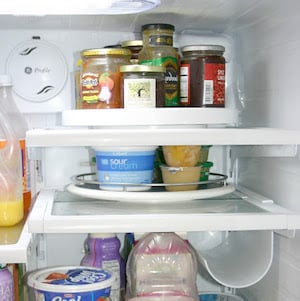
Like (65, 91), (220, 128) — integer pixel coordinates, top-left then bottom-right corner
(0, 75), (30, 214)
(81, 233), (125, 301)
(0, 76), (23, 227)
(138, 23), (179, 107)
(79, 48), (131, 109)
(180, 45), (226, 107)
(0, 264), (14, 301)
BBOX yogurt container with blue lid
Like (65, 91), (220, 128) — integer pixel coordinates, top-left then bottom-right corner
(27, 266), (114, 301)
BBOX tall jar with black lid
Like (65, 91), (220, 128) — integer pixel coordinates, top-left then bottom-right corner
(180, 45), (226, 107)
(139, 23), (179, 107)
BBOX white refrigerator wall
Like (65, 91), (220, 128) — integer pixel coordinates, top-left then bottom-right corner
(0, 0), (299, 300)
(233, 2), (300, 301)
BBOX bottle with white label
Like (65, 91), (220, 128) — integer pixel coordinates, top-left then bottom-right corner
(0, 264), (14, 301)
(81, 233), (125, 301)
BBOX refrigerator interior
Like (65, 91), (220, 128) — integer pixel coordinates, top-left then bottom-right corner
(0, 0), (300, 300)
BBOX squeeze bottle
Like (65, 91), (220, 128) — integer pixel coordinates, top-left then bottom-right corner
(0, 76), (23, 226)
(0, 264), (14, 301)
(81, 233), (125, 301)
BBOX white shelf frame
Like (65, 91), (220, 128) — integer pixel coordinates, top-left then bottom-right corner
(27, 187), (300, 234)
(26, 127), (300, 147)
(0, 221), (32, 263)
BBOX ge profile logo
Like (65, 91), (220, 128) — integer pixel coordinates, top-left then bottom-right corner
(24, 66), (33, 75)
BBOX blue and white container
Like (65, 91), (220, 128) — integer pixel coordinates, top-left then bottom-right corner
(93, 146), (157, 191)
(27, 266), (114, 301)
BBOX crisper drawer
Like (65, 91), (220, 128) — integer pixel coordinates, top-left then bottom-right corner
(27, 185), (300, 234)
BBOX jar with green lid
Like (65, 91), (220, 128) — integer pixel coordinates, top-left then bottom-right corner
(138, 23), (179, 107)
(180, 45), (225, 107)
(120, 64), (165, 108)
(120, 40), (143, 64)
(79, 48), (131, 109)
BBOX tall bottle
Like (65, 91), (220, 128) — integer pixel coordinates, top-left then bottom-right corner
(138, 23), (179, 107)
(81, 233), (125, 301)
(0, 77), (23, 226)
(0, 75), (31, 215)
(0, 264), (14, 301)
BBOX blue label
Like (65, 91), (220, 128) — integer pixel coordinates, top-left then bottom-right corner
(199, 294), (217, 301)
(39, 289), (111, 301)
(47, 268), (111, 285)
(96, 154), (155, 171)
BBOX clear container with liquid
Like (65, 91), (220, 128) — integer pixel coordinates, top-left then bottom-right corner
(126, 232), (198, 301)
(0, 75), (30, 215)
(0, 76), (23, 226)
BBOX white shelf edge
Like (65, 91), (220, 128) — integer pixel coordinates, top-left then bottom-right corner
(27, 187), (300, 234)
(62, 108), (239, 127)
(26, 127), (300, 147)
(0, 220), (32, 263)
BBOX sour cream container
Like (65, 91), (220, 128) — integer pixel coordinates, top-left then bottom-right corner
(27, 266), (114, 301)
(93, 146), (157, 191)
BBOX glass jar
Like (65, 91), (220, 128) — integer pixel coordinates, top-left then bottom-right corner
(121, 40), (143, 64)
(79, 48), (131, 109)
(120, 64), (165, 108)
(180, 45), (226, 107)
(138, 23), (179, 107)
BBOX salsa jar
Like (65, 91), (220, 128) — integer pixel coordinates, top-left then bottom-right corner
(138, 23), (179, 107)
(79, 48), (131, 109)
(180, 45), (226, 107)
(120, 64), (165, 108)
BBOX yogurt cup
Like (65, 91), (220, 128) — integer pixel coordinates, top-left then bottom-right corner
(93, 146), (157, 191)
(27, 266), (114, 301)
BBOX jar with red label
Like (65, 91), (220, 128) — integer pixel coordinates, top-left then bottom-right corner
(79, 48), (131, 109)
(180, 45), (226, 107)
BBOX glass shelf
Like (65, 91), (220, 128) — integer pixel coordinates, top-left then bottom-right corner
(0, 217), (32, 263)
(27, 186), (300, 234)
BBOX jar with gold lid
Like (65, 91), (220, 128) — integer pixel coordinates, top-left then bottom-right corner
(180, 45), (226, 107)
(120, 64), (165, 108)
(138, 23), (179, 107)
(120, 40), (143, 64)
(79, 48), (131, 109)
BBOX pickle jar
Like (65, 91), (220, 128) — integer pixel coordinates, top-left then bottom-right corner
(180, 45), (226, 107)
(120, 40), (143, 64)
(138, 23), (179, 107)
(79, 48), (131, 109)
(120, 64), (165, 108)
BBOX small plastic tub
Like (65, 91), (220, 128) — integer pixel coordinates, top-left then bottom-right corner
(94, 146), (157, 191)
(27, 266), (114, 301)
(200, 161), (214, 181)
(160, 165), (201, 191)
(199, 145), (212, 164)
(162, 145), (201, 167)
